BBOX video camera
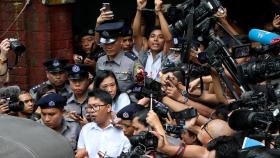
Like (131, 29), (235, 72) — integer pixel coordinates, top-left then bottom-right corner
(237, 57), (280, 84)
(168, 0), (222, 36)
(130, 131), (158, 151)
(0, 86), (23, 112)
(8, 38), (25, 56)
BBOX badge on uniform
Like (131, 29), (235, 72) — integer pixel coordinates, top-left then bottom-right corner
(48, 100), (56, 107)
(122, 112), (129, 119)
(88, 29), (94, 35)
(72, 65), (80, 73)
(52, 60), (60, 67)
(102, 30), (110, 38)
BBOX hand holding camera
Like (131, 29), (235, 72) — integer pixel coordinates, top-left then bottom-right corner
(97, 3), (114, 25)
(0, 39), (10, 60)
(0, 99), (9, 114)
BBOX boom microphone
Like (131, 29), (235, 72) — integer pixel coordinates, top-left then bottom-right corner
(228, 109), (253, 130)
(248, 29), (280, 45)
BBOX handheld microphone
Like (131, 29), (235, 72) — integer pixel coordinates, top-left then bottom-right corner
(248, 29), (280, 45)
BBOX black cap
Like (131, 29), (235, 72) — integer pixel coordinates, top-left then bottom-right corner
(43, 59), (68, 72)
(116, 103), (145, 120)
(79, 28), (95, 39)
(95, 21), (124, 44)
(121, 25), (133, 37)
(36, 93), (67, 109)
(65, 64), (89, 80)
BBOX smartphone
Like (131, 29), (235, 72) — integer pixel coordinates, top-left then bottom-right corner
(102, 3), (111, 12)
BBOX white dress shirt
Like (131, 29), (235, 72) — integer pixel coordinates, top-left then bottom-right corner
(144, 51), (163, 82)
(77, 122), (131, 158)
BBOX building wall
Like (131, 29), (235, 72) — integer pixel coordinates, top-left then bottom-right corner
(0, 0), (73, 90)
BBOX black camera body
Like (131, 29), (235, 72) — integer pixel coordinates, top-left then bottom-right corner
(0, 86), (23, 112)
(169, 0), (222, 35)
(164, 124), (185, 134)
(237, 57), (280, 84)
(172, 107), (198, 120)
(6, 97), (24, 112)
(130, 131), (158, 151)
(8, 38), (25, 56)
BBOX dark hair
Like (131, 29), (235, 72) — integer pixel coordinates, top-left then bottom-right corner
(162, 67), (185, 84)
(132, 108), (149, 127)
(147, 25), (162, 38)
(207, 136), (240, 158)
(94, 70), (121, 101)
(88, 89), (112, 105)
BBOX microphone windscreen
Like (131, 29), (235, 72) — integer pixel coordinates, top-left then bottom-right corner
(228, 109), (252, 131)
(248, 29), (280, 45)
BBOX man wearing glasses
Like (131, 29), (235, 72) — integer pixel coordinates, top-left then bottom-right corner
(76, 89), (131, 158)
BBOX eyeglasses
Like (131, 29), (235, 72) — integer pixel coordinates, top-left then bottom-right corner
(86, 104), (108, 112)
(201, 118), (214, 140)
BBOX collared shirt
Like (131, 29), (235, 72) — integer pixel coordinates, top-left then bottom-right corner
(38, 118), (81, 150)
(64, 92), (88, 118)
(29, 80), (72, 101)
(144, 50), (163, 82)
(112, 93), (130, 112)
(77, 122), (131, 158)
(96, 51), (141, 92)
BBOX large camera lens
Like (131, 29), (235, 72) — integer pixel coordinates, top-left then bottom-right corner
(9, 38), (25, 55)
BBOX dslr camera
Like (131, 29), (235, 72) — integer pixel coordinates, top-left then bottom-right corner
(130, 131), (158, 151)
(8, 38), (25, 56)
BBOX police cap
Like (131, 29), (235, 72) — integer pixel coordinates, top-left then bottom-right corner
(78, 28), (95, 39)
(117, 103), (145, 120)
(36, 93), (66, 109)
(43, 59), (68, 72)
(65, 64), (90, 80)
(95, 21), (124, 44)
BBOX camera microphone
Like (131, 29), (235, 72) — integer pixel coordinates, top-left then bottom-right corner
(248, 29), (280, 45)
(228, 109), (253, 131)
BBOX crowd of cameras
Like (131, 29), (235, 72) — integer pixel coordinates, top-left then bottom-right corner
(122, 0), (280, 157)
(1, 0), (280, 157)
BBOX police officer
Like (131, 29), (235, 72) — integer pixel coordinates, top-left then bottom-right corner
(74, 28), (105, 76)
(36, 93), (81, 150)
(29, 58), (71, 101)
(95, 20), (142, 92)
(64, 64), (90, 125)
(116, 103), (145, 138)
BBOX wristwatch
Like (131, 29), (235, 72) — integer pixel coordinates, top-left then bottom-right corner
(181, 89), (187, 97)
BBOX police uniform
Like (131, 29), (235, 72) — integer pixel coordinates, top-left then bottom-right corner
(116, 103), (145, 120)
(29, 59), (71, 101)
(36, 93), (81, 150)
(95, 21), (143, 92)
(64, 64), (90, 118)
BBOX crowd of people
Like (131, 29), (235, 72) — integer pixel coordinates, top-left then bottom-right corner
(0, 0), (280, 158)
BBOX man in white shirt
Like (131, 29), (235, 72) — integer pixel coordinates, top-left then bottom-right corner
(76, 89), (131, 158)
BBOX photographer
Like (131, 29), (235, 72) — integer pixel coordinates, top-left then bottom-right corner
(16, 91), (39, 121)
(0, 39), (10, 86)
(146, 110), (238, 158)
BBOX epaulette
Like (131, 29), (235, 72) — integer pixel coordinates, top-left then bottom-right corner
(125, 51), (138, 61)
(30, 81), (48, 93)
(97, 51), (106, 59)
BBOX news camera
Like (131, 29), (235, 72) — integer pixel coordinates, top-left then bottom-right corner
(168, 0), (222, 36)
(130, 131), (158, 152)
(0, 86), (23, 112)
